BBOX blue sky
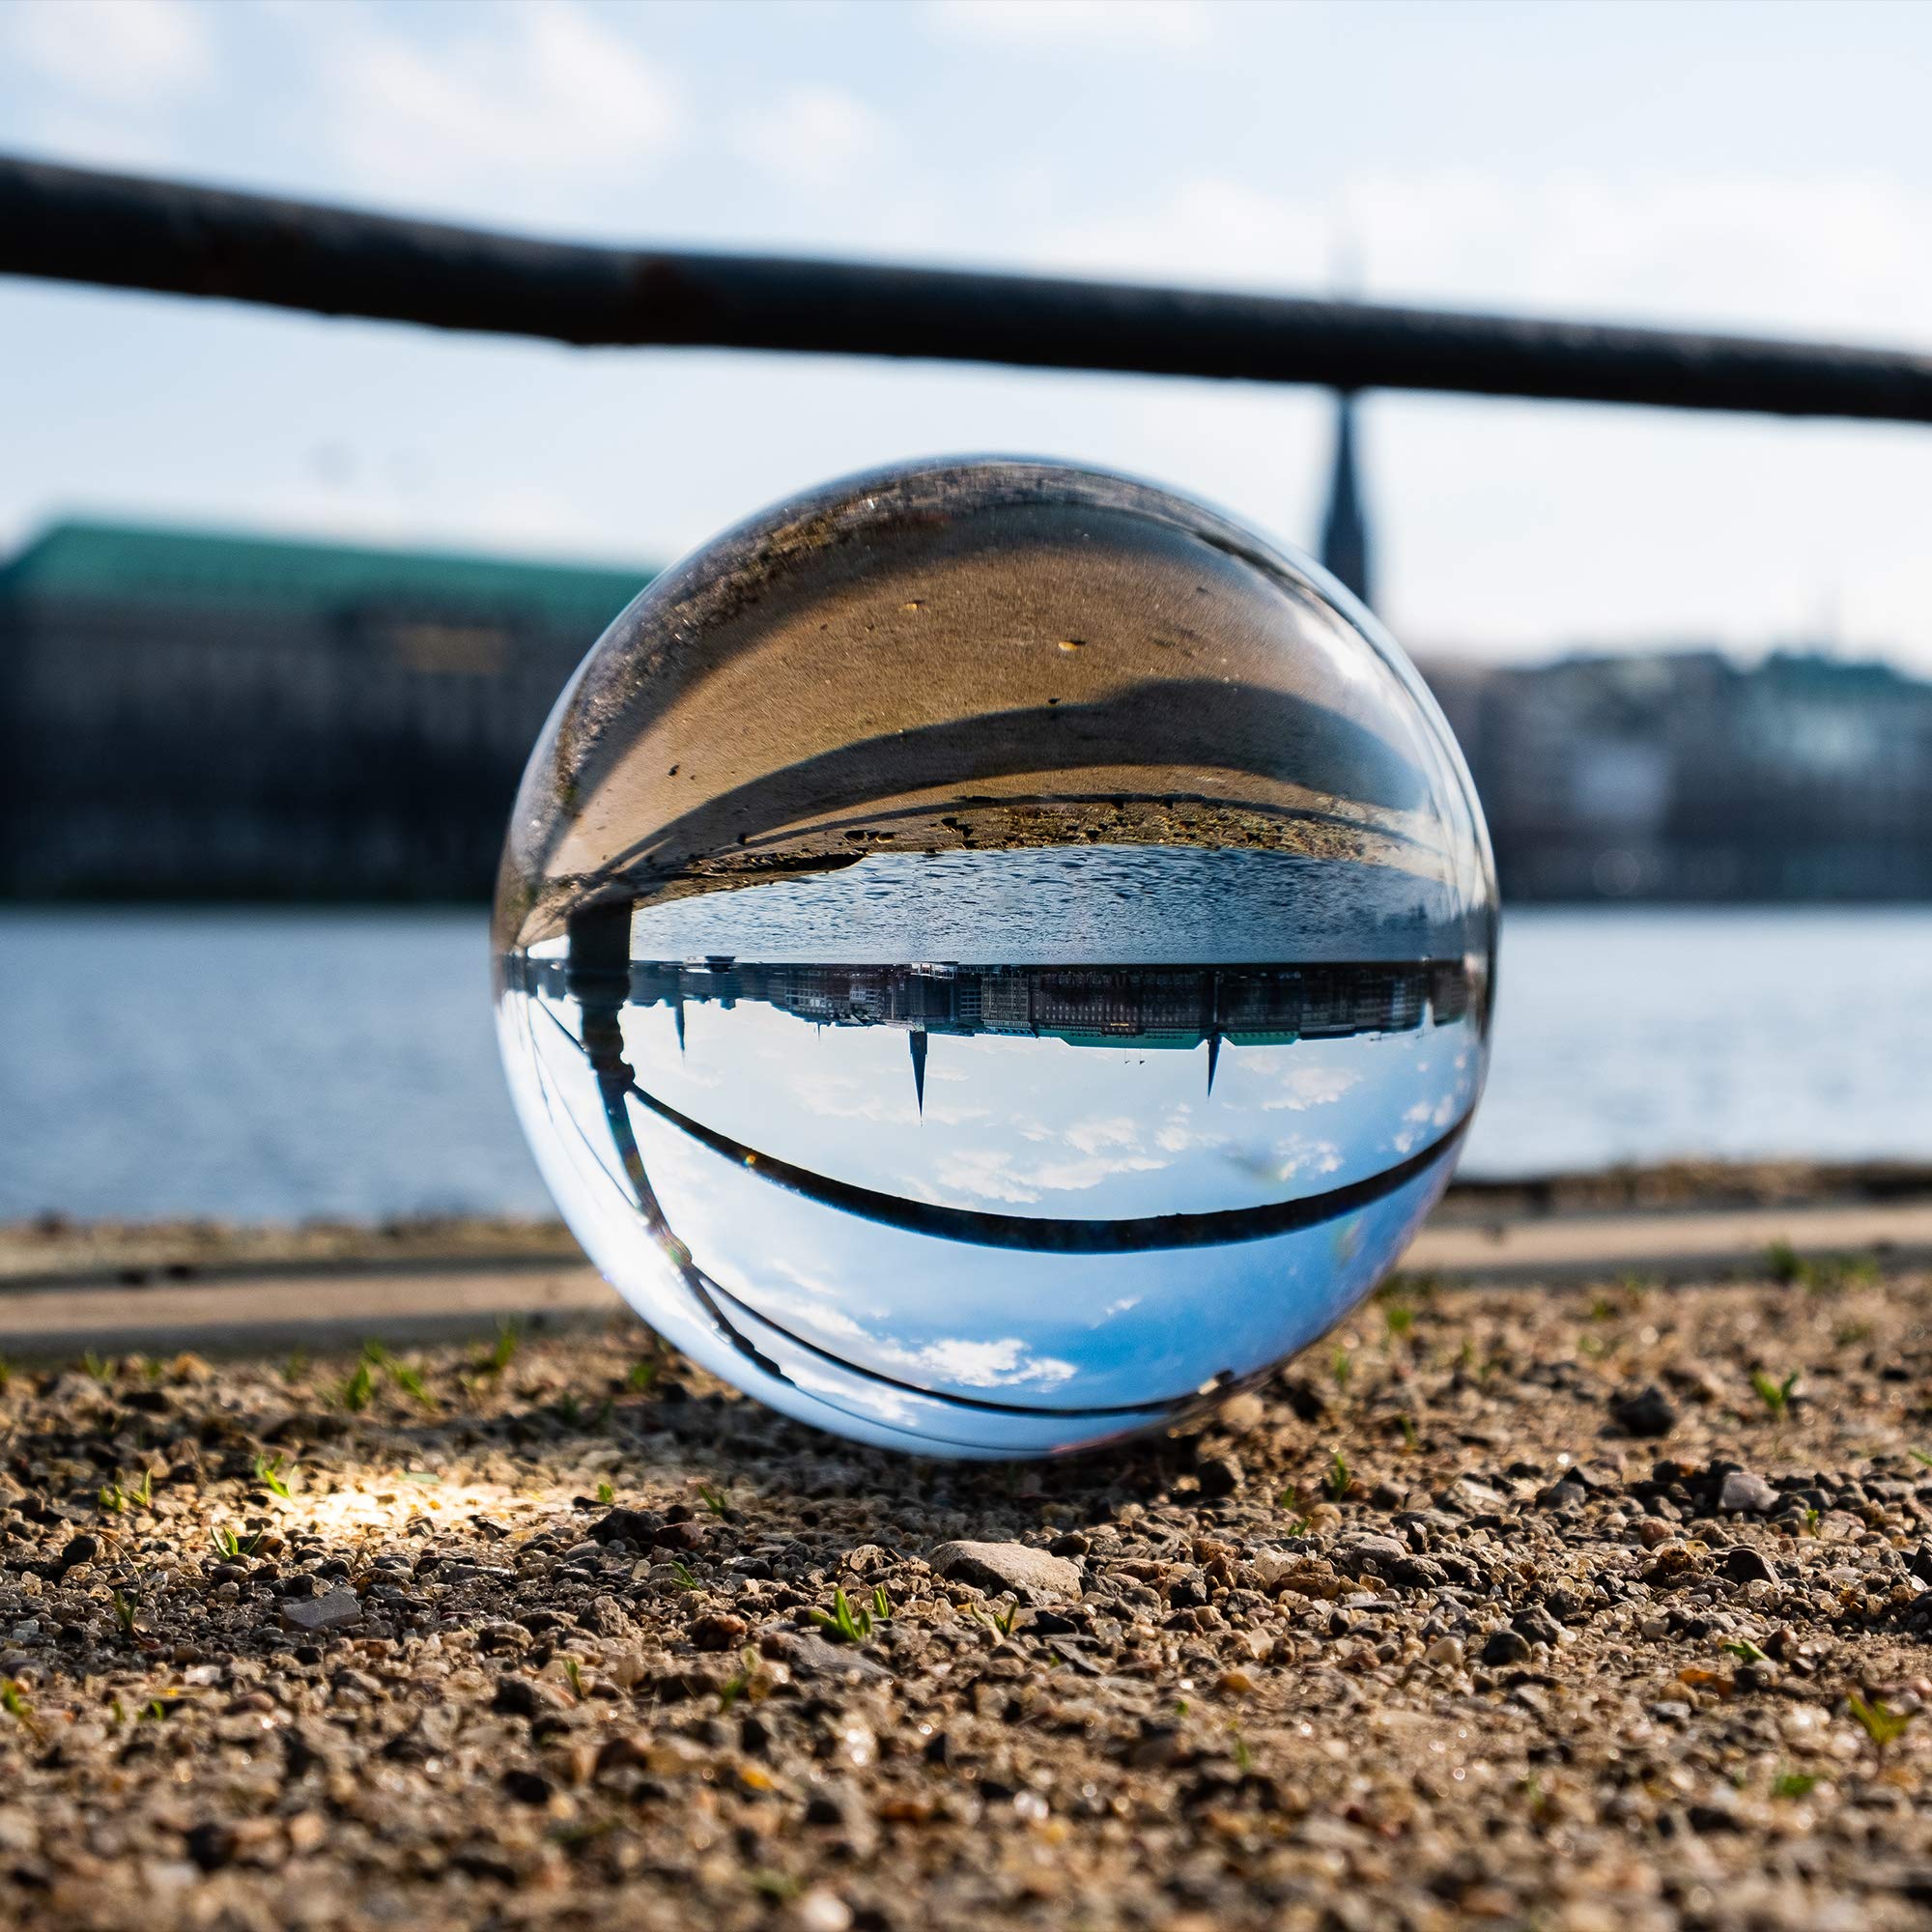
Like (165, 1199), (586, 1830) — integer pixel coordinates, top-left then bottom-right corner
(5, 0), (1932, 665)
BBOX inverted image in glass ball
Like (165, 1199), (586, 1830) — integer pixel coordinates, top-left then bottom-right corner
(495, 460), (1496, 1457)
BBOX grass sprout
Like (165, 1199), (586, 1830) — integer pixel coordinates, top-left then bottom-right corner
(810, 1585), (890, 1644)
(1848, 1691), (1913, 1752)
(1, 1679), (44, 1744)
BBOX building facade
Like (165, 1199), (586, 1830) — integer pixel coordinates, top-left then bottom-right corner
(0, 521), (650, 898)
(1422, 649), (1932, 900)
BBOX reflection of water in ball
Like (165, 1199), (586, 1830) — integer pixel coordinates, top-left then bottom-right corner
(494, 460), (1496, 1457)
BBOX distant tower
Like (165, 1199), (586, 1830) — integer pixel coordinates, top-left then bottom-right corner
(1319, 390), (1374, 611)
(909, 1029), (927, 1115)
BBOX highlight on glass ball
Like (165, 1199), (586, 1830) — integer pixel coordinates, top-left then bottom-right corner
(494, 459), (1497, 1457)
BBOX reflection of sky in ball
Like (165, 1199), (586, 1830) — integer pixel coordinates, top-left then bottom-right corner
(517, 983), (1455, 1419)
(618, 993), (1481, 1218)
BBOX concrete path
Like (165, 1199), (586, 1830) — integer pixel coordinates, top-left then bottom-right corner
(3, 1194), (1929, 1360)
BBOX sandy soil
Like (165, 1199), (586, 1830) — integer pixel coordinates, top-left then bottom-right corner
(5, 1263), (1932, 1930)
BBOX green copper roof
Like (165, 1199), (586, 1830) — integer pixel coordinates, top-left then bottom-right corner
(0, 520), (654, 630)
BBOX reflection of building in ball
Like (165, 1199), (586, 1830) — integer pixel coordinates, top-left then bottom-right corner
(496, 460), (1496, 1457)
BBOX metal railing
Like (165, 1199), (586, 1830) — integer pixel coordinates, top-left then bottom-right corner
(5, 153), (1932, 424)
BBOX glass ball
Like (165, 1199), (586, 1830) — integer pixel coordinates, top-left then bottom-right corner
(495, 459), (1496, 1457)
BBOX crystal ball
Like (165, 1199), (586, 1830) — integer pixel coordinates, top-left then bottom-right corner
(495, 460), (1496, 1457)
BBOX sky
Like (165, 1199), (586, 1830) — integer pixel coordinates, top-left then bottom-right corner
(5, 0), (1932, 666)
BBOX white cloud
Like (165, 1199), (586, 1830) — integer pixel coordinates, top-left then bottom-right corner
(1262, 1064), (1363, 1112)
(926, 0), (1209, 51)
(311, 1), (681, 220)
(743, 1278), (1078, 1390)
(730, 85), (885, 193)
(882, 1335), (1076, 1389)
(1033, 168), (1932, 344)
(5, 0), (212, 104)
(1064, 1115), (1142, 1155)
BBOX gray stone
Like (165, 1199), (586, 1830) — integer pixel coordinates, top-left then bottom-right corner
(278, 1589), (361, 1634)
(1195, 1456), (1243, 1499)
(1719, 1470), (1779, 1515)
(1724, 1546), (1779, 1584)
(929, 1540), (1083, 1604)
(763, 1629), (893, 1681)
(55, 1534), (99, 1575)
(1480, 1627), (1534, 1667)
(1610, 1386), (1678, 1438)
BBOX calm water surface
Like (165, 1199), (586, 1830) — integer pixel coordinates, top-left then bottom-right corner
(3, 907), (1928, 1223)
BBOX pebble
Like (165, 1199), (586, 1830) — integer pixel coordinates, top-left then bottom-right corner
(928, 1539), (1083, 1604)
(795, 1891), (853, 1932)
(1480, 1628), (1534, 1667)
(1195, 1455), (1244, 1499)
(1724, 1546), (1780, 1584)
(278, 1590), (361, 1634)
(1610, 1385), (1679, 1438)
(1719, 1470), (1780, 1515)
(56, 1533), (99, 1574)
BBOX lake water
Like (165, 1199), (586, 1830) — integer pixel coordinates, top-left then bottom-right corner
(3, 906), (1929, 1224)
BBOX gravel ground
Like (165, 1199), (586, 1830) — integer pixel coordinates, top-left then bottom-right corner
(7, 1265), (1932, 1931)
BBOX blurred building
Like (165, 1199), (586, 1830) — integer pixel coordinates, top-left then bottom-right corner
(1423, 649), (1932, 900)
(6, 517), (1930, 906)
(0, 521), (650, 898)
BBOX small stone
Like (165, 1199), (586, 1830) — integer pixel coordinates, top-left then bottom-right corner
(1724, 1546), (1780, 1584)
(1511, 1606), (1563, 1648)
(1538, 1479), (1587, 1512)
(1218, 1391), (1266, 1432)
(804, 1787), (860, 1827)
(796, 1891), (853, 1932)
(1195, 1456), (1243, 1499)
(500, 1768), (554, 1805)
(1426, 1635), (1465, 1669)
(1610, 1386), (1677, 1438)
(929, 1540), (1082, 1605)
(55, 1534), (99, 1575)
(183, 1822), (235, 1873)
(278, 1590), (360, 1634)
(1334, 1534), (1409, 1578)
(1480, 1627), (1533, 1667)
(492, 1675), (548, 1717)
(764, 1630), (893, 1682)
(588, 1507), (659, 1546)
(1719, 1470), (1779, 1515)
(686, 1612), (750, 1652)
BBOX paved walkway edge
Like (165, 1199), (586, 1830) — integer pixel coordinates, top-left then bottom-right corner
(4, 1197), (1931, 1359)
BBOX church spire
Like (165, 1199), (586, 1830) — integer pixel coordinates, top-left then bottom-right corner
(1319, 390), (1374, 611)
(909, 1028), (927, 1116)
